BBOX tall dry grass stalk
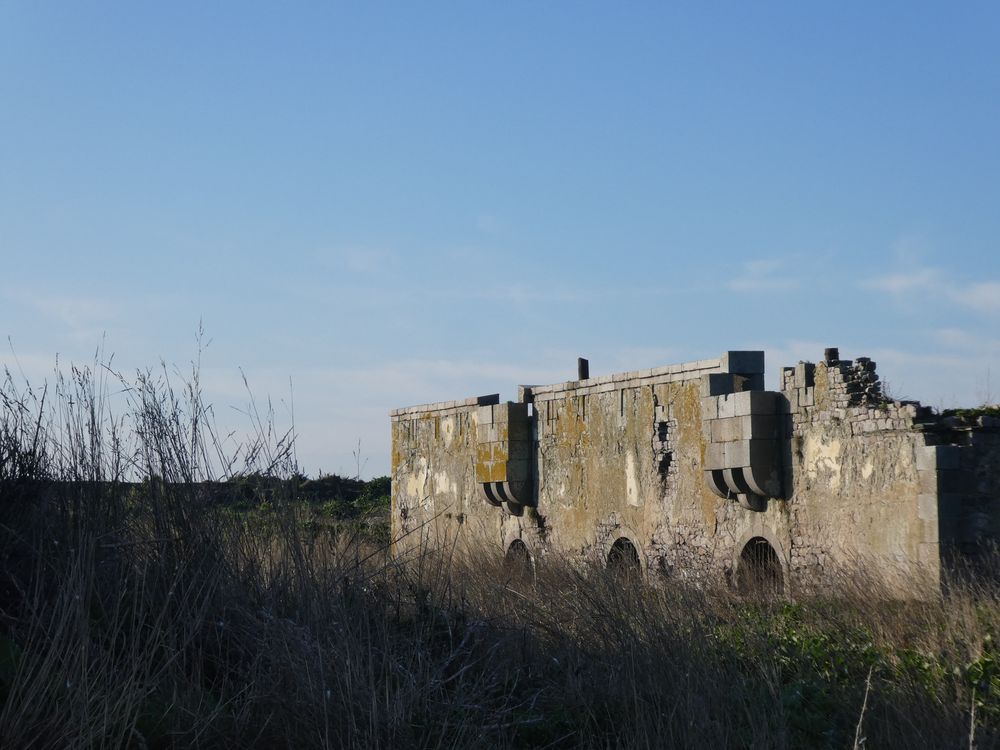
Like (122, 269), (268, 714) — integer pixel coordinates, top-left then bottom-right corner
(2, 357), (999, 748)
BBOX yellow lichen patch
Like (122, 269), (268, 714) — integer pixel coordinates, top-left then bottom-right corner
(475, 442), (492, 466)
(671, 382), (717, 527)
(554, 394), (589, 452)
(492, 442), (509, 463)
(390, 423), (408, 474)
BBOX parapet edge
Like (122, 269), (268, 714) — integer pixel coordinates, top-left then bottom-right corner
(529, 353), (748, 401)
(390, 393), (500, 420)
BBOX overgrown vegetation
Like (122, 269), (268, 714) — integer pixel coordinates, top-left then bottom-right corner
(2, 360), (999, 748)
(941, 405), (1000, 423)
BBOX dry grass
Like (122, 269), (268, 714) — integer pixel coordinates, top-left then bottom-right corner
(2, 359), (1000, 748)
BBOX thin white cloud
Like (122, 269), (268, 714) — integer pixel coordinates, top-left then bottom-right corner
(4, 288), (115, 329)
(932, 328), (980, 349)
(959, 282), (1000, 314)
(861, 267), (941, 294)
(861, 266), (1000, 315)
(726, 258), (799, 293)
(930, 327), (1000, 353)
(2, 288), (118, 345)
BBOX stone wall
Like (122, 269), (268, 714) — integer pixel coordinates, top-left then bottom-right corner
(390, 393), (501, 555)
(780, 356), (939, 587)
(390, 348), (1000, 593)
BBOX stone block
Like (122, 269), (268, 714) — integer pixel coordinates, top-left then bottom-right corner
(748, 439), (779, 469)
(794, 362), (816, 388)
(705, 469), (728, 498)
(918, 541), (940, 568)
(712, 417), (743, 443)
(917, 468), (938, 494)
(732, 390), (779, 417)
(743, 458), (783, 497)
(705, 442), (725, 468)
(916, 444), (962, 471)
(476, 460), (502, 484)
(700, 373), (736, 397)
(917, 493), (937, 521)
(717, 395), (736, 419)
(723, 467), (754, 495)
(701, 418), (713, 443)
(721, 350), (765, 375)
(507, 418), (532, 442)
(936, 445), (961, 470)
(936, 492), (963, 523)
(507, 438), (532, 458)
(724, 440), (751, 467)
(958, 509), (989, 544)
(700, 396), (719, 420)
(937, 469), (973, 493)
(800, 387), (814, 407)
(505, 459), (531, 482)
(477, 405), (494, 425)
(741, 413), (780, 439)
(477, 424), (500, 443)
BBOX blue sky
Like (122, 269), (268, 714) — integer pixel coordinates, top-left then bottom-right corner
(2, 3), (999, 477)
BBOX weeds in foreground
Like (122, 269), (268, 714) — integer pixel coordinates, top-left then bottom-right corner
(1, 359), (999, 748)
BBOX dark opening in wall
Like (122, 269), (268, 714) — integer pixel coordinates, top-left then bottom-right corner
(504, 539), (533, 582)
(655, 421), (672, 478)
(737, 537), (783, 597)
(657, 421), (669, 442)
(607, 537), (641, 579)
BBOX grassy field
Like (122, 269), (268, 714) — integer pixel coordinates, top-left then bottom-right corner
(2, 362), (1000, 748)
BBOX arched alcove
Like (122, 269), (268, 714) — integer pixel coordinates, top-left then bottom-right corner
(504, 538), (533, 582)
(607, 537), (642, 579)
(736, 536), (784, 597)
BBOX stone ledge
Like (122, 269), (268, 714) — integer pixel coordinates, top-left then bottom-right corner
(390, 393), (500, 419)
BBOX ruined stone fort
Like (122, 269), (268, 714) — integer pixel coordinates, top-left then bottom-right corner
(390, 349), (1000, 592)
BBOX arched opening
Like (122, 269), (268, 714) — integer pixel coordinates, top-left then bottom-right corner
(504, 539), (533, 582)
(607, 537), (642, 579)
(737, 537), (784, 597)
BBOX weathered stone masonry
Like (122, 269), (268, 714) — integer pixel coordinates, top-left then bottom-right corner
(390, 349), (1000, 591)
